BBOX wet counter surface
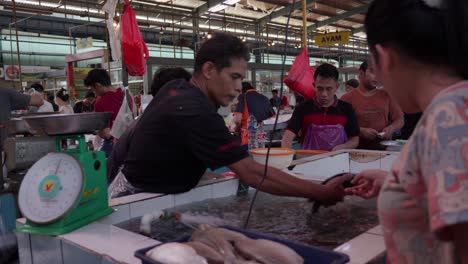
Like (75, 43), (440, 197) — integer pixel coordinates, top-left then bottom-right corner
(116, 191), (379, 250)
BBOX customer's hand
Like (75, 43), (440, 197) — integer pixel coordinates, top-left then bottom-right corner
(320, 174), (354, 206)
(30, 93), (44, 107)
(361, 127), (379, 140)
(381, 126), (394, 140)
(345, 169), (387, 199)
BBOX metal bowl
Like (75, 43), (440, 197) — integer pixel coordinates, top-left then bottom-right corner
(380, 140), (406, 147)
(380, 140), (406, 151)
(22, 112), (113, 136)
(263, 114), (292, 131)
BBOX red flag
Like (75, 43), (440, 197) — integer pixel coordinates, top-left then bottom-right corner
(284, 48), (316, 100)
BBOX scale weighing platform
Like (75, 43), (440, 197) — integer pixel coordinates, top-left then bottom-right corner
(16, 113), (114, 235)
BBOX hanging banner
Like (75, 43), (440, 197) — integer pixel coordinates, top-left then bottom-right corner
(4, 65), (51, 81)
(314, 31), (350, 47)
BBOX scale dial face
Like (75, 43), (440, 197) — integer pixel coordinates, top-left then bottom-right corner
(18, 153), (84, 224)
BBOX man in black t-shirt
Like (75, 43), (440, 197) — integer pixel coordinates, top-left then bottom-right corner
(122, 33), (349, 205)
(270, 89), (282, 108)
(282, 64), (360, 151)
(233, 82), (275, 132)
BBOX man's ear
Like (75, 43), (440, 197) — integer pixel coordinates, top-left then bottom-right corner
(201, 61), (216, 80)
(94, 83), (103, 90)
(358, 70), (365, 80)
(374, 44), (395, 77)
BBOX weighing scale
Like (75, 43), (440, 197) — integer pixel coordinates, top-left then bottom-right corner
(16, 113), (114, 235)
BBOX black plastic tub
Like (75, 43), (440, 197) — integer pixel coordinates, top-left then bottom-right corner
(135, 226), (350, 264)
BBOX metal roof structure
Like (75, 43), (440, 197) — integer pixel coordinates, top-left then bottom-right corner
(0, 0), (371, 62)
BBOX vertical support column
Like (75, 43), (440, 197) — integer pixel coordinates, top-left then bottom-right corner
(11, 0), (24, 91)
(302, 0), (307, 48)
(0, 30), (3, 65)
(66, 61), (75, 96)
(254, 23), (262, 63)
(121, 59), (128, 88)
(192, 14), (200, 53)
(144, 63), (152, 95)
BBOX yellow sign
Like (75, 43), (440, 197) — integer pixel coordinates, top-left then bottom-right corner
(314, 32), (350, 47)
(73, 68), (93, 79)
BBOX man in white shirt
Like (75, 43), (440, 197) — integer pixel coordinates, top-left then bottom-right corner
(30, 83), (54, 113)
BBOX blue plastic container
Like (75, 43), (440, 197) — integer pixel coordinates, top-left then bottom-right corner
(134, 226), (349, 264)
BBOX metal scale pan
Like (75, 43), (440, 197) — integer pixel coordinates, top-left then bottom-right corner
(21, 112), (113, 136)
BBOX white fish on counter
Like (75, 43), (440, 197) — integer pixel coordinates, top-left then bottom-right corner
(146, 242), (208, 264)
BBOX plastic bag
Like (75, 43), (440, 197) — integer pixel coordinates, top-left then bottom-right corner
(102, 0), (121, 61)
(121, 0), (149, 76)
(110, 87), (136, 139)
(284, 48), (316, 100)
(108, 171), (140, 199)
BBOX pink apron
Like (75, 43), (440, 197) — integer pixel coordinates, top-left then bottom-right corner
(302, 124), (347, 151)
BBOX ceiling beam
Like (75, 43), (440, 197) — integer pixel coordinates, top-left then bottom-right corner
(196, 0), (228, 16)
(306, 8), (363, 25)
(315, 0), (363, 13)
(289, 14), (355, 31)
(257, 0), (315, 28)
(351, 26), (365, 35)
(307, 3), (369, 32)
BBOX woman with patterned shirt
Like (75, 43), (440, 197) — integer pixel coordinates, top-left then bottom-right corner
(345, 0), (468, 263)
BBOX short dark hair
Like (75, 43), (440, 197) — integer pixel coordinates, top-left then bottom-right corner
(194, 33), (250, 74)
(241, 82), (254, 93)
(85, 91), (96, 99)
(56, 88), (70, 102)
(346, 79), (359, 88)
(31, 83), (44, 93)
(151, 67), (192, 96)
(314, 63), (339, 81)
(365, 0), (468, 79)
(271, 89), (278, 94)
(83, 69), (111, 87)
(359, 61), (368, 72)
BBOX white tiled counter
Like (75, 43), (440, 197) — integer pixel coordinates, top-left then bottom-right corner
(335, 226), (386, 264)
(17, 149), (397, 264)
(17, 177), (241, 264)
